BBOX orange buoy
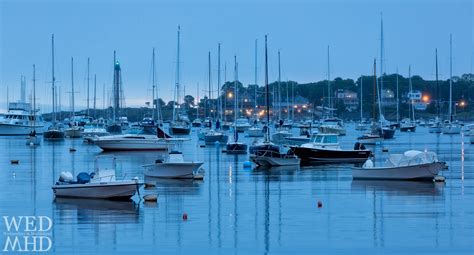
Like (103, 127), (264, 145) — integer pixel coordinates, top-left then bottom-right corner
(182, 213), (188, 220)
(317, 201), (323, 208)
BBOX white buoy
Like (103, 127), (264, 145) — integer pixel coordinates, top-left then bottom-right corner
(434, 176), (446, 182)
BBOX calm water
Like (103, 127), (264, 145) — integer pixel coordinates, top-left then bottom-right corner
(1, 125), (473, 254)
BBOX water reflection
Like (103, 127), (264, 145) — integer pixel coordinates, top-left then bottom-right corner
(53, 198), (140, 224)
(351, 180), (444, 196)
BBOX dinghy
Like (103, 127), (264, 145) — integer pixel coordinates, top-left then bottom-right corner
(352, 150), (446, 181)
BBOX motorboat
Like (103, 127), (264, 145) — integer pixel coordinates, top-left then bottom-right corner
(64, 125), (83, 138)
(226, 127), (248, 154)
(143, 151), (204, 179)
(0, 102), (46, 135)
(357, 133), (383, 145)
(271, 128), (292, 144)
(192, 118), (202, 127)
(247, 125), (264, 137)
(83, 123), (110, 143)
(442, 121), (461, 134)
(428, 118), (443, 133)
(93, 126), (187, 151)
(352, 150), (446, 180)
(52, 156), (143, 200)
(235, 118), (251, 132)
(290, 133), (372, 164)
(318, 118), (346, 136)
(462, 124), (474, 136)
(204, 129), (228, 145)
(283, 126), (318, 146)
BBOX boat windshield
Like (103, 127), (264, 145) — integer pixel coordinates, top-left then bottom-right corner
(313, 135), (324, 143)
(324, 135), (338, 144)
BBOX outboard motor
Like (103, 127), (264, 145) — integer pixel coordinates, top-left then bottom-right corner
(354, 142), (366, 150)
(59, 171), (74, 183)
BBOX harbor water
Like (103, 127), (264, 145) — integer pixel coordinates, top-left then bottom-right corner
(0, 125), (473, 254)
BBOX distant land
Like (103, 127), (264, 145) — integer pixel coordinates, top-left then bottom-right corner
(34, 72), (473, 122)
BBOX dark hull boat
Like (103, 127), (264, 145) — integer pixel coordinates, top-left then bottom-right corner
(44, 129), (65, 140)
(291, 146), (371, 164)
(169, 125), (191, 135)
(380, 127), (395, 139)
(226, 142), (248, 154)
(106, 123), (122, 134)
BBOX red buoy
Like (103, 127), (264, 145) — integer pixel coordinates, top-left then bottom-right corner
(317, 201), (323, 208)
(182, 213), (188, 220)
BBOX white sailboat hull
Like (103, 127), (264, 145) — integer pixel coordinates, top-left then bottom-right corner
(352, 162), (445, 180)
(250, 154), (300, 166)
(143, 162), (204, 179)
(94, 139), (168, 151)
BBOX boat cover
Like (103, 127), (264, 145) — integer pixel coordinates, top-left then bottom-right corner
(385, 150), (438, 167)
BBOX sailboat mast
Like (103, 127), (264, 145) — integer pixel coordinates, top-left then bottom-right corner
(218, 43), (221, 121)
(87, 57), (90, 116)
(360, 76), (363, 121)
(152, 48), (156, 121)
(327, 46), (331, 117)
(409, 65), (413, 121)
(396, 68), (399, 123)
(435, 48), (440, 118)
(51, 34), (56, 123)
(264, 35), (270, 141)
(278, 50), (282, 121)
(208, 51), (212, 121)
(449, 34), (453, 122)
(93, 74), (97, 119)
(254, 39), (258, 119)
(33, 64), (36, 130)
(173, 26), (181, 122)
(71, 57), (75, 119)
(234, 55), (238, 124)
(380, 13), (384, 110)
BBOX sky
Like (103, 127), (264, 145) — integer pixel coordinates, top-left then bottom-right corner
(0, 0), (473, 113)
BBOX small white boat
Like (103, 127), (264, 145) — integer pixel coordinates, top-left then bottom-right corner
(247, 126), (264, 137)
(357, 133), (383, 145)
(271, 129), (292, 144)
(65, 125), (83, 138)
(234, 118), (251, 132)
(318, 118), (346, 135)
(442, 122), (461, 134)
(352, 150), (446, 180)
(83, 124), (110, 143)
(204, 129), (228, 145)
(143, 151), (204, 179)
(52, 157), (143, 200)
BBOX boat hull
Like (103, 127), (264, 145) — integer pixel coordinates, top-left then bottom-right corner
(170, 126), (191, 135)
(0, 123), (46, 135)
(400, 125), (416, 132)
(226, 143), (248, 154)
(352, 162), (445, 180)
(250, 154), (300, 166)
(94, 139), (168, 151)
(291, 146), (371, 164)
(65, 128), (83, 138)
(247, 127), (264, 137)
(204, 134), (229, 145)
(52, 181), (142, 200)
(144, 162), (203, 179)
(44, 129), (65, 139)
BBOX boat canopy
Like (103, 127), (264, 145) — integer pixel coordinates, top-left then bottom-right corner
(385, 150), (438, 167)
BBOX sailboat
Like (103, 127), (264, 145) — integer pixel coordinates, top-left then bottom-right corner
(429, 49), (442, 133)
(249, 35), (300, 167)
(64, 57), (83, 138)
(355, 76), (371, 131)
(442, 34), (461, 135)
(26, 65), (41, 146)
(272, 51), (293, 144)
(44, 35), (65, 140)
(247, 39), (264, 138)
(192, 83), (202, 127)
(204, 51), (228, 145)
(169, 26), (191, 135)
(400, 65), (417, 132)
(226, 56), (248, 154)
(318, 46), (346, 136)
